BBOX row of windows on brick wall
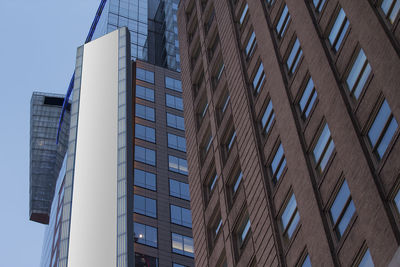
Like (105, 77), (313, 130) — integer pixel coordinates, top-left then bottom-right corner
(136, 67), (182, 92)
(134, 222), (194, 257)
(134, 168), (190, 200)
(134, 145), (188, 174)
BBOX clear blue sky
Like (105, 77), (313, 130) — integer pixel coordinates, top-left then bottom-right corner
(0, 1), (99, 266)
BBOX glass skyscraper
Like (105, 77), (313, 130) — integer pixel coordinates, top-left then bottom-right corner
(93, 0), (181, 71)
(32, 1), (192, 267)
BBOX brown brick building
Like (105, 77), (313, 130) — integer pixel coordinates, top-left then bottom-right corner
(177, 0), (400, 266)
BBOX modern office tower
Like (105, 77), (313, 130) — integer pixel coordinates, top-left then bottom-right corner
(93, 0), (181, 71)
(35, 27), (193, 267)
(29, 92), (70, 224)
(177, 0), (400, 266)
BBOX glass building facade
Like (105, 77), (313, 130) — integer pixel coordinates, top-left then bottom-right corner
(29, 92), (70, 224)
(93, 0), (181, 71)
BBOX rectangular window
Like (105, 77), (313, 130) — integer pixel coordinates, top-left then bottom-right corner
(299, 77), (317, 119)
(172, 233), (194, 257)
(173, 264), (186, 267)
(134, 194), (157, 218)
(136, 104), (155, 121)
(238, 217), (251, 246)
(137, 68), (155, 84)
(171, 205), (192, 228)
(135, 124), (155, 143)
(209, 171), (218, 193)
(281, 194), (300, 239)
(329, 8), (350, 51)
(313, 123), (335, 173)
(134, 222), (158, 247)
(276, 4), (291, 38)
(166, 76), (182, 92)
(356, 249), (374, 267)
(381, 0), (400, 24)
(287, 38), (303, 74)
(134, 169), (156, 191)
(252, 62), (266, 94)
(245, 31), (257, 59)
(346, 49), (372, 99)
(169, 179), (190, 200)
(313, 0), (327, 12)
(368, 99), (398, 159)
(270, 143), (287, 183)
(166, 94), (184, 111)
(233, 170), (243, 194)
(168, 133), (186, 152)
(261, 99), (275, 134)
(239, 4), (249, 25)
(330, 180), (355, 238)
(136, 85), (154, 102)
(169, 155), (188, 175)
(167, 113), (185, 130)
(135, 145), (156, 166)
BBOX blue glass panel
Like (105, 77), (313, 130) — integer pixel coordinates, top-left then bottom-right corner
(276, 6), (289, 35)
(282, 194), (297, 229)
(287, 39), (300, 71)
(287, 211), (300, 238)
(300, 78), (314, 112)
(368, 100), (391, 147)
(262, 100), (274, 133)
(245, 32), (256, 56)
(329, 9), (346, 46)
(182, 208), (192, 228)
(358, 249), (374, 267)
(346, 50), (367, 91)
(319, 139), (334, 172)
(292, 49), (303, 73)
(240, 4), (249, 25)
(181, 182), (190, 200)
(390, 1), (400, 23)
(377, 117), (398, 158)
(302, 255), (312, 267)
(253, 63), (264, 92)
(395, 190), (400, 214)
(271, 144), (284, 175)
(170, 179), (180, 197)
(183, 236), (194, 257)
(227, 131), (237, 151)
(210, 173), (218, 191)
(338, 200), (355, 236)
(331, 181), (351, 224)
(334, 20), (349, 51)
(354, 63), (371, 99)
(233, 171), (243, 193)
(313, 124), (331, 162)
(276, 158), (287, 180)
(381, 0), (392, 14)
(240, 219), (251, 243)
(171, 205), (182, 224)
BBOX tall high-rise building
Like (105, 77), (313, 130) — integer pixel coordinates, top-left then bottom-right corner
(29, 92), (70, 224)
(32, 1), (194, 267)
(93, 0), (181, 71)
(177, 0), (400, 266)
